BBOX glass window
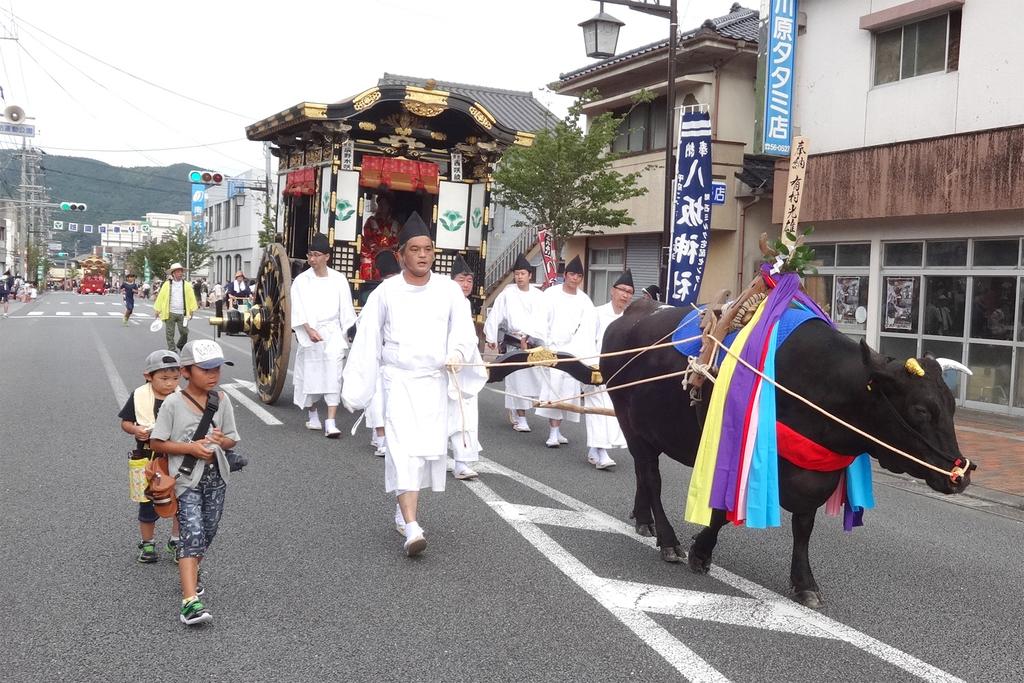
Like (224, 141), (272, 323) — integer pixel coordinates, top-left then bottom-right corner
(884, 242), (923, 267)
(804, 275), (833, 319)
(810, 244), (835, 267)
(591, 250), (606, 265)
(627, 103), (649, 152)
(1014, 350), (1024, 408)
(970, 276), (1016, 340)
(608, 248), (625, 264)
(947, 10), (962, 71)
(925, 240), (967, 266)
(902, 14), (947, 78)
(921, 339), (964, 394)
(973, 239), (1019, 267)
(883, 275), (920, 333)
(966, 343), (1012, 406)
(832, 275), (869, 328)
(836, 243), (870, 267)
(874, 28), (902, 85)
(649, 97), (667, 151)
(923, 276), (966, 337)
(879, 335), (918, 361)
(1019, 279), (1024, 343)
(612, 117), (629, 153)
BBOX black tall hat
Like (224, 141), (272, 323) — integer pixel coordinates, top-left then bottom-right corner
(309, 233), (331, 255)
(613, 269), (634, 289)
(642, 284), (662, 301)
(398, 212), (431, 246)
(450, 254), (473, 278)
(374, 249), (400, 278)
(564, 255), (584, 275)
(512, 253), (532, 272)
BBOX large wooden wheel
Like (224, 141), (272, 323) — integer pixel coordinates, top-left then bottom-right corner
(251, 242), (292, 404)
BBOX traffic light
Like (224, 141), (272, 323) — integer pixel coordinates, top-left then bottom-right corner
(188, 170), (224, 185)
(60, 201), (87, 211)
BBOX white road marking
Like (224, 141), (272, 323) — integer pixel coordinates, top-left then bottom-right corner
(107, 312), (122, 316)
(83, 312), (97, 316)
(56, 311), (70, 316)
(467, 458), (965, 683)
(220, 382), (282, 425)
(92, 328), (128, 407)
(234, 378), (258, 393)
(27, 311), (43, 316)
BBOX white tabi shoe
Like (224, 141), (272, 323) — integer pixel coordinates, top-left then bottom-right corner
(374, 438), (387, 457)
(394, 505), (406, 535)
(558, 434), (569, 445)
(512, 418), (531, 433)
(305, 420), (322, 431)
(453, 462), (479, 480)
(324, 420), (341, 439)
(595, 450), (616, 470)
(403, 523), (426, 557)
(545, 434), (560, 448)
(587, 448), (599, 466)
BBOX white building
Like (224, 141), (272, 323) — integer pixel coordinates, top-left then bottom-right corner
(781, 0), (1024, 415)
(204, 168), (273, 286)
(101, 213), (184, 274)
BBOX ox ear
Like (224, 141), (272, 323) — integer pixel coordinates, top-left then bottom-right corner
(859, 339), (887, 375)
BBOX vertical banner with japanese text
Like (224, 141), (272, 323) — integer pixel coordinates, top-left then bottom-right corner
(537, 229), (558, 289)
(667, 110), (713, 308)
(780, 136), (808, 251)
(190, 184), (207, 238)
(755, 0), (798, 156)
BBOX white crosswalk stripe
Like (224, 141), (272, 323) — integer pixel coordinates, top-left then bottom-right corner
(83, 312), (97, 316)
(27, 311), (43, 316)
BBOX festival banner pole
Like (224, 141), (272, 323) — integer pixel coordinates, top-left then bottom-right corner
(666, 108), (713, 308)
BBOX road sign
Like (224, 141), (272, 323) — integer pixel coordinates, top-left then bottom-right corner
(0, 122), (35, 137)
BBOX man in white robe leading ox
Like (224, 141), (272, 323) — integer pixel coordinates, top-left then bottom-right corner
(342, 213), (485, 557)
(536, 255), (597, 448)
(290, 233), (357, 438)
(484, 253), (544, 433)
(582, 269), (633, 470)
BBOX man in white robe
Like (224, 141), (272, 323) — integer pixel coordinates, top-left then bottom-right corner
(584, 269), (633, 470)
(360, 249), (402, 457)
(448, 255), (483, 480)
(536, 255), (596, 448)
(483, 253), (544, 433)
(342, 213), (484, 557)
(290, 233), (357, 438)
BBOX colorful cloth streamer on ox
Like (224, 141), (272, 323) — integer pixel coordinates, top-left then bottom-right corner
(684, 263), (875, 530)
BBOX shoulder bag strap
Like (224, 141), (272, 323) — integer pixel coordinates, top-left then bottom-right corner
(178, 391), (220, 478)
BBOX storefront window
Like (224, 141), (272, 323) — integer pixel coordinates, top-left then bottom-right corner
(811, 244), (835, 267)
(879, 335), (918, 361)
(884, 242), (923, 267)
(882, 275), (919, 333)
(925, 240), (967, 267)
(836, 243), (870, 267)
(588, 247), (624, 306)
(973, 239), (1020, 267)
(1015, 354), (1024, 408)
(921, 339), (963, 393)
(923, 276), (966, 337)
(970, 276), (1016, 341)
(832, 275), (869, 329)
(1019, 278), (1024, 343)
(804, 275), (833, 318)
(966, 343), (1012, 406)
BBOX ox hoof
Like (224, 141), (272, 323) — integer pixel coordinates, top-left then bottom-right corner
(660, 546), (684, 563)
(793, 590), (824, 609)
(635, 523), (656, 537)
(687, 551), (711, 574)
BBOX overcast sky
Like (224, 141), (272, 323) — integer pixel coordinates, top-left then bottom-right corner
(0, 0), (738, 174)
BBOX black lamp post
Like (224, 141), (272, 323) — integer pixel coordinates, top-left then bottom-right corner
(582, 0), (678, 299)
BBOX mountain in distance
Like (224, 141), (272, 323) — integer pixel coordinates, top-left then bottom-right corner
(0, 150), (194, 252)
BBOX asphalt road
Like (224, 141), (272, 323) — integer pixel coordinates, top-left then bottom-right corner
(1, 292), (1021, 682)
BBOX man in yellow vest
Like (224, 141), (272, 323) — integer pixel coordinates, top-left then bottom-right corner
(154, 262), (198, 351)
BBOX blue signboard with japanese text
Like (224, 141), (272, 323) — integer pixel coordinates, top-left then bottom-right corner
(712, 181), (727, 205)
(191, 184), (207, 237)
(667, 111), (713, 308)
(760, 0), (798, 156)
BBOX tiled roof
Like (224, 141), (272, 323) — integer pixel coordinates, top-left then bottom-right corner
(559, 3), (760, 83)
(736, 154), (777, 193)
(377, 73), (558, 132)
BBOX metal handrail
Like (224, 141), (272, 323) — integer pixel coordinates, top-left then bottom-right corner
(484, 224), (538, 292)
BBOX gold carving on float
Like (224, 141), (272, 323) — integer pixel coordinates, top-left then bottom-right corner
(514, 132), (535, 147)
(306, 147), (322, 164)
(430, 131), (447, 141)
(403, 100), (446, 118)
(405, 86), (449, 106)
(289, 152), (303, 167)
(469, 105), (494, 130)
(358, 122), (377, 131)
(353, 88), (381, 111)
(528, 348), (558, 367)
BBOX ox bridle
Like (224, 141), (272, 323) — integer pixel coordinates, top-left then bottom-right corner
(868, 382), (971, 483)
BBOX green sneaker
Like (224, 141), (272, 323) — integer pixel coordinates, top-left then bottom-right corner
(179, 598), (212, 626)
(166, 538), (179, 563)
(137, 541), (158, 564)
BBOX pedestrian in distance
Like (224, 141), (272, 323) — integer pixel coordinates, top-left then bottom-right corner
(448, 254), (482, 480)
(118, 350), (182, 563)
(342, 212), (486, 557)
(153, 263), (198, 351)
(0, 270), (11, 318)
(120, 273), (139, 326)
(200, 279), (209, 309)
(227, 271), (251, 309)
(289, 233), (357, 438)
(141, 280), (151, 300)
(150, 340), (240, 626)
(192, 279), (202, 307)
(211, 281), (224, 308)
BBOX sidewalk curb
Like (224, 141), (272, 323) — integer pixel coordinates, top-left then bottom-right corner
(874, 468), (1024, 512)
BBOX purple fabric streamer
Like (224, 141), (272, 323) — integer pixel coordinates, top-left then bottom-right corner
(710, 266), (824, 510)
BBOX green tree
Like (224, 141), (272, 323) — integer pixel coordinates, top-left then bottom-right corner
(258, 205), (278, 248)
(492, 92), (651, 245)
(26, 242), (52, 284)
(126, 228), (212, 278)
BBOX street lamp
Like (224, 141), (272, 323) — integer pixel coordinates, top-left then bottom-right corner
(582, 0), (678, 300)
(579, 4), (626, 59)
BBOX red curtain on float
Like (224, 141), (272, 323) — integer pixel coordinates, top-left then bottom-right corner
(360, 156), (439, 194)
(284, 167), (316, 196)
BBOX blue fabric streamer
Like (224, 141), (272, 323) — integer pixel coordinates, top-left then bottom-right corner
(746, 325), (781, 528)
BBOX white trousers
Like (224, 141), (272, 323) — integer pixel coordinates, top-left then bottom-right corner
(584, 386), (626, 449)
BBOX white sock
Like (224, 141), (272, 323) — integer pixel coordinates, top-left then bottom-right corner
(394, 504), (405, 526)
(517, 416), (528, 426)
(307, 409), (319, 423)
(549, 428), (559, 440)
(325, 418), (337, 429)
(404, 521), (423, 539)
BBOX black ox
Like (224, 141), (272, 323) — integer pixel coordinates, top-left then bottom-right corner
(599, 298), (975, 608)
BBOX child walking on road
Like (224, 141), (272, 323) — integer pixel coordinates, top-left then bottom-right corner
(119, 350), (182, 562)
(150, 340), (239, 626)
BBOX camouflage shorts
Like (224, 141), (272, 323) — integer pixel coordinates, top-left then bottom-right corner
(176, 466), (226, 559)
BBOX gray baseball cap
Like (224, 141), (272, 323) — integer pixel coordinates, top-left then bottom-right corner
(180, 339), (234, 369)
(145, 349), (181, 374)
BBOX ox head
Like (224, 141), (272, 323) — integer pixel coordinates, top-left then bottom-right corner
(860, 341), (976, 494)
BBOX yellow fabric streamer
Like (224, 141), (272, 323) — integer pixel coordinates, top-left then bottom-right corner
(684, 300), (768, 526)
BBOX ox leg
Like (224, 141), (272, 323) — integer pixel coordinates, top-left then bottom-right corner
(688, 508), (728, 574)
(789, 511), (824, 608)
(630, 457), (657, 539)
(647, 462), (683, 563)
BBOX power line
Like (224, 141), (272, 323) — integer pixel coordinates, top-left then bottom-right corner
(0, 7), (252, 120)
(39, 138), (246, 153)
(44, 167), (189, 198)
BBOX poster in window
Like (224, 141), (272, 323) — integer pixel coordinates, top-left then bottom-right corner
(833, 276), (860, 325)
(884, 277), (916, 331)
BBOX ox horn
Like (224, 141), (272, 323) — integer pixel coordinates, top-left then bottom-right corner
(904, 358), (925, 377)
(935, 358), (973, 376)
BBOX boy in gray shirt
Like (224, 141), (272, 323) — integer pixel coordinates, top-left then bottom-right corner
(151, 339), (239, 626)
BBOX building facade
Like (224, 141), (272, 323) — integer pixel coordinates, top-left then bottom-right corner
(204, 169), (273, 286)
(554, 4), (775, 306)
(782, 0), (1024, 415)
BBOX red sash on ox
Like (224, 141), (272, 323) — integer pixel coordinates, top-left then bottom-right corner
(776, 423), (857, 471)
